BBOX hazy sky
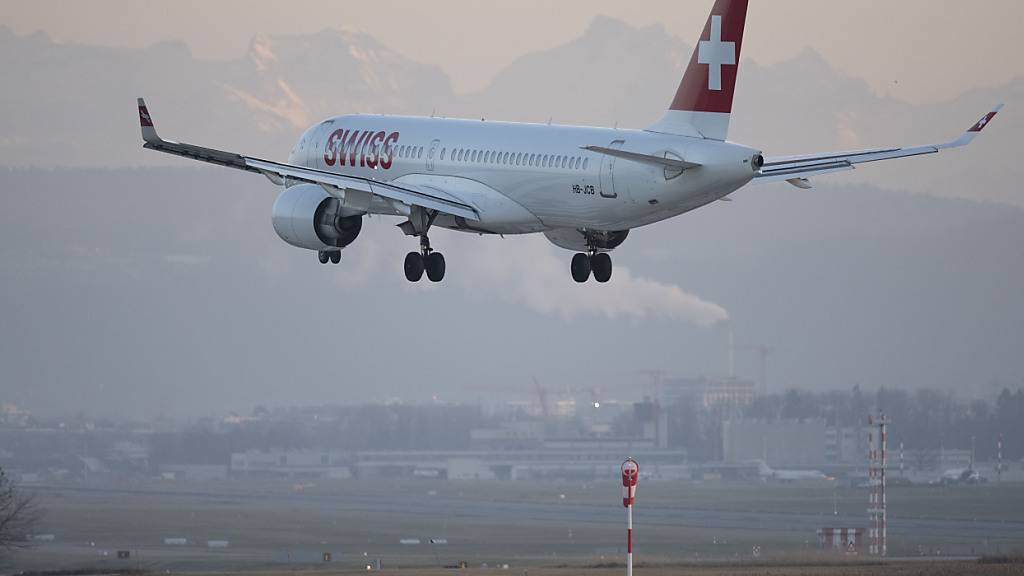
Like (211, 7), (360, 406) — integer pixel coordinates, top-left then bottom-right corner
(2, 0), (1022, 103)
(0, 1), (1021, 418)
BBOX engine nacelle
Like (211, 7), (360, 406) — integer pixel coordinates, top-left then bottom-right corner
(271, 184), (363, 251)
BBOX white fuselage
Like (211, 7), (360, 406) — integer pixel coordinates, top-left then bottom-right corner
(287, 115), (761, 235)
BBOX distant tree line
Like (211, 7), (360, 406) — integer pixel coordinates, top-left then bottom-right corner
(146, 388), (1024, 466)
(150, 403), (486, 465)
(665, 386), (1024, 462)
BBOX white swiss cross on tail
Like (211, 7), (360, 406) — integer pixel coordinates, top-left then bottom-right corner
(649, 0), (748, 141)
(697, 15), (736, 91)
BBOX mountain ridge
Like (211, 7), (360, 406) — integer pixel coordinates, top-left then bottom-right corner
(0, 17), (1018, 205)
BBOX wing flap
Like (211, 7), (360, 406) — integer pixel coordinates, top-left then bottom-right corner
(244, 158), (478, 220)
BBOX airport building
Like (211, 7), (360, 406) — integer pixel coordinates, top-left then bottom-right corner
(824, 426), (871, 465)
(229, 441), (687, 481)
(722, 419), (826, 467)
(661, 377), (756, 409)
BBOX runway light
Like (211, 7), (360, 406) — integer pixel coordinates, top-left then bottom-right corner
(594, 402), (601, 408)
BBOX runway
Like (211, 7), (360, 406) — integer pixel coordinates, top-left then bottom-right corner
(21, 479), (1024, 570)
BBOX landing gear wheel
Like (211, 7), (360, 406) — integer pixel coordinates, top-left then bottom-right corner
(318, 251), (330, 264)
(404, 251), (425, 282)
(329, 251), (341, 264)
(571, 253), (592, 283)
(591, 252), (612, 283)
(425, 252), (446, 282)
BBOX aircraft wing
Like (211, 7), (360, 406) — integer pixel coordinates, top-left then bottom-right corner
(754, 104), (1003, 188)
(136, 98), (479, 221)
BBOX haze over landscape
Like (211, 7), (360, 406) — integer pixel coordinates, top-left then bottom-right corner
(1, 2), (1022, 418)
(6, 4), (1024, 574)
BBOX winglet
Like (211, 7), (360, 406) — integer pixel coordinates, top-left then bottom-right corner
(137, 97), (162, 144)
(940, 103), (1004, 149)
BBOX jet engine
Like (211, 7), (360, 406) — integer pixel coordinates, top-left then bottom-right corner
(271, 184), (363, 251)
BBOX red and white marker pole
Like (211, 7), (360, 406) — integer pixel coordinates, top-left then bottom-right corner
(621, 458), (639, 576)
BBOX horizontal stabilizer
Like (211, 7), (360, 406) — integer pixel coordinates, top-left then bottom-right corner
(754, 104), (1003, 184)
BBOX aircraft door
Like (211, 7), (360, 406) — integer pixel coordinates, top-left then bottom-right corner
(599, 139), (624, 198)
(427, 139), (440, 171)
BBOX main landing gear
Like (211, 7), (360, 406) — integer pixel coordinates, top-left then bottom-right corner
(318, 250), (341, 264)
(405, 234), (446, 282)
(571, 251), (613, 283)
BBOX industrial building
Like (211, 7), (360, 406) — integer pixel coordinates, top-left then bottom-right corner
(722, 419), (826, 467)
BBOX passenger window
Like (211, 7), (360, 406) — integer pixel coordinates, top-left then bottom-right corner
(583, 157), (589, 170)
(471, 150), (477, 162)
(418, 147), (423, 159)
(561, 156), (567, 169)
(528, 154), (535, 166)
(440, 148), (446, 161)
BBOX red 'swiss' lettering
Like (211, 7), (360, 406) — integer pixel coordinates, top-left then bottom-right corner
(323, 128), (344, 166)
(378, 132), (399, 169)
(356, 130), (372, 166)
(322, 127), (402, 170)
(339, 130), (362, 167)
(364, 131), (386, 169)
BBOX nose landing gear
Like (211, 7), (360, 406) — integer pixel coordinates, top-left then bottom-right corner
(318, 250), (342, 264)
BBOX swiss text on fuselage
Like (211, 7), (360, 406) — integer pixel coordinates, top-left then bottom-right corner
(322, 128), (400, 169)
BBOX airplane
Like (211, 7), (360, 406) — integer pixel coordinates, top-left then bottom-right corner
(137, 0), (1002, 283)
(934, 467), (984, 485)
(754, 460), (833, 482)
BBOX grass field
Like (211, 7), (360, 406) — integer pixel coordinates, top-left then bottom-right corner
(442, 478), (1024, 522)
(9, 478), (1024, 573)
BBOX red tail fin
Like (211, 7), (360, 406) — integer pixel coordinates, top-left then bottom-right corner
(648, 0), (748, 140)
